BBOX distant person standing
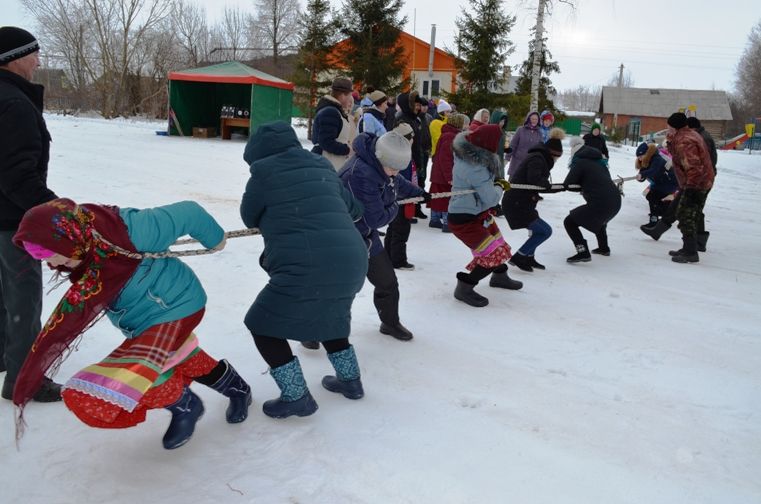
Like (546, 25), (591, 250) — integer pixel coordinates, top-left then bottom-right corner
(506, 111), (542, 179)
(0, 26), (62, 402)
(686, 116), (717, 252)
(311, 77), (354, 170)
(583, 122), (609, 158)
(538, 110), (555, 142)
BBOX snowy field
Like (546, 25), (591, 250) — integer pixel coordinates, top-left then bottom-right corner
(2, 115), (760, 504)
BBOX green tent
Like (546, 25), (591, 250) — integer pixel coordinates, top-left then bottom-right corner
(167, 61), (294, 137)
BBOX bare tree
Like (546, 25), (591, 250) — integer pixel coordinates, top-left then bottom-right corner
(21, 0), (95, 110)
(557, 84), (601, 112)
(213, 5), (251, 61)
(736, 19), (761, 116)
(252, 0), (302, 65)
(170, 0), (209, 67)
(607, 66), (635, 88)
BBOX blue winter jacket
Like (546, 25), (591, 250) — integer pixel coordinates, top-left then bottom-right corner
(639, 146), (678, 195)
(340, 133), (424, 257)
(241, 122), (368, 342)
(448, 133), (502, 215)
(106, 201), (224, 338)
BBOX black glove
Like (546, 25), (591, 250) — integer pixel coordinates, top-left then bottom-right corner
(420, 191), (433, 203)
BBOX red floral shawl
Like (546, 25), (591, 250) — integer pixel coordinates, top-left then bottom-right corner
(11, 199), (141, 410)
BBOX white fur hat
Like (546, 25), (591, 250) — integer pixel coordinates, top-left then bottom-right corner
(437, 99), (452, 114)
(569, 136), (584, 157)
(375, 132), (412, 171)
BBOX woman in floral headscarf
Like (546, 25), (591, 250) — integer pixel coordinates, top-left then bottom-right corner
(12, 198), (251, 450)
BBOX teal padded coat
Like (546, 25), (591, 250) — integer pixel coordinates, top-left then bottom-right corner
(240, 122), (368, 342)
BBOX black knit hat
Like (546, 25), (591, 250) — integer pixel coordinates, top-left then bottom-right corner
(0, 27), (39, 65)
(667, 112), (688, 129)
(686, 117), (701, 129)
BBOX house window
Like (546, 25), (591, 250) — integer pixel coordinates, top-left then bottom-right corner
(422, 81), (429, 97)
(649, 90), (660, 95)
(431, 80), (440, 96)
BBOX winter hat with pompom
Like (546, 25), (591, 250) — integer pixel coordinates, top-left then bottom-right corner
(545, 127), (566, 157)
(375, 131), (412, 171)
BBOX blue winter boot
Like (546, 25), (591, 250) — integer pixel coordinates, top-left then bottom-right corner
(162, 386), (204, 450)
(321, 345), (364, 400)
(263, 357), (318, 419)
(207, 360), (252, 424)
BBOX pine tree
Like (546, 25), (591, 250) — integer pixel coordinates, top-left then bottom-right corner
(455, 0), (516, 94)
(515, 31), (560, 114)
(338, 0), (408, 92)
(292, 0), (337, 135)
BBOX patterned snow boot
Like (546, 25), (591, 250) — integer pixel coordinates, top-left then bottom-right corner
(163, 386), (205, 450)
(322, 345), (364, 400)
(567, 241), (592, 263)
(263, 357), (318, 419)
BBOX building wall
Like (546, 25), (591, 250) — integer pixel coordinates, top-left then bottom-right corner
(411, 70), (453, 98)
(602, 113), (727, 140)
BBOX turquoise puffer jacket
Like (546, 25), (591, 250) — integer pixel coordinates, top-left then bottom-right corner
(106, 201), (224, 338)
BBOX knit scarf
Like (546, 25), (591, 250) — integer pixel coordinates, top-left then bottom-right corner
(11, 199), (141, 413)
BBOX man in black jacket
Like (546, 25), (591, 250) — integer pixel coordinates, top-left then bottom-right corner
(0, 27), (61, 401)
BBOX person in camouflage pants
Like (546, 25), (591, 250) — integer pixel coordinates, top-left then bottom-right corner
(664, 112), (715, 264)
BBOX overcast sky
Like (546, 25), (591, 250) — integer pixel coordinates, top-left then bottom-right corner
(5, 0), (758, 93)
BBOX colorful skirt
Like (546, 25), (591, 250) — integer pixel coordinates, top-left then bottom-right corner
(61, 309), (218, 429)
(449, 212), (512, 270)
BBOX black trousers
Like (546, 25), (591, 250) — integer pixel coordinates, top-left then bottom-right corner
(384, 210), (411, 266)
(0, 230), (43, 383)
(367, 251), (400, 326)
(662, 190), (708, 234)
(252, 333), (350, 369)
(563, 215), (608, 249)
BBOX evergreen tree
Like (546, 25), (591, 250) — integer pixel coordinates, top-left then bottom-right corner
(292, 0), (337, 135)
(515, 31), (561, 113)
(338, 0), (408, 92)
(455, 0), (516, 94)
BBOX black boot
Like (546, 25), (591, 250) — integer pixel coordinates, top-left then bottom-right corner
(591, 247), (610, 256)
(414, 205), (428, 219)
(672, 235), (699, 263)
(2, 376), (62, 402)
(528, 256), (546, 270)
(641, 214), (659, 229)
(488, 265), (523, 290)
(454, 273), (489, 307)
(379, 322), (413, 341)
(508, 252), (533, 272)
(641, 220), (671, 240)
(162, 386), (204, 449)
(697, 231), (710, 252)
(205, 360), (252, 424)
(567, 241), (591, 263)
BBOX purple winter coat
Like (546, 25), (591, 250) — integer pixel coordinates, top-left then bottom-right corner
(506, 111), (543, 179)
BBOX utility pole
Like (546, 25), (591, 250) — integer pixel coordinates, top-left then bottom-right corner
(613, 63), (624, 129)
(529, 0), (547, 112)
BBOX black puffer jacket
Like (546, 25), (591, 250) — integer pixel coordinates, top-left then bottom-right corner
(0, 69), (57, 230)
(395, 91), (424, 171)
(502, 143), (554, 229)
(564, 146), (621, 232)
(582, 132), (609, 158)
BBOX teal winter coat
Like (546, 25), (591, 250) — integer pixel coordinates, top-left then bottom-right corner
(106, 201), (225, 338)
(240, 122), (368, 341)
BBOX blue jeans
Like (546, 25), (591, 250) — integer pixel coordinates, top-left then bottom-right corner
(518, 218), (552, 256)
(430, 211), (448, 225)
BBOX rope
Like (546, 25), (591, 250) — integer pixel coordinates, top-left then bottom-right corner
(103, 176), (642, 259)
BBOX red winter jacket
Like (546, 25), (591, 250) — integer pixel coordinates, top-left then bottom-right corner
(430, 123), (460, 184)
(667, 127), (715, 190)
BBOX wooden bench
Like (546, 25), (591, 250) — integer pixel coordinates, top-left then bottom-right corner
(221, 117), (250, 140)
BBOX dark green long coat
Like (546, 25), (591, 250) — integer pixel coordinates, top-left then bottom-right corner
(240, 122), (368, 341)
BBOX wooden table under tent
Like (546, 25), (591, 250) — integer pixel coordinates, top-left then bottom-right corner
(167, 61), (295, 139)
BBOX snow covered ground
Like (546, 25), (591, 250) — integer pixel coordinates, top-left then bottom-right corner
(2, 115), (760, 504)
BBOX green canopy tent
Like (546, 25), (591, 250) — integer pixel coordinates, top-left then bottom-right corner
(167, 61), (294, 137)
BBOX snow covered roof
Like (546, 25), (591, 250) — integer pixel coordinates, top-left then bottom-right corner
(599, 86), (732, 120)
